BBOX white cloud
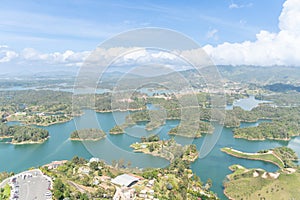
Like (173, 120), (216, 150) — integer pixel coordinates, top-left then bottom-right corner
(0, 45), (212, 73)
(0, 46), (18, 63)
(0, 46), (90, 66)
(114, 49), (183, 67)
(229, 3), (239, 9)
(204, 0), (300, 66)
(206, 29), (219, 40)
(0, 45), (186, 69)
(82, 47), (202, 73)
(229, 2), (253, 9)
(2, 0), (298, 69)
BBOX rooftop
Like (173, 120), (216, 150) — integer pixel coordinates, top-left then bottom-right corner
(111, 174), (140, 187)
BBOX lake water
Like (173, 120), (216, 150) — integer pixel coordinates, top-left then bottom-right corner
(226, 95), (270, 111)
(1, 96), (299, 199)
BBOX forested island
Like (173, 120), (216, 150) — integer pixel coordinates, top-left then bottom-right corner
(222, 104), (300, 141)
(70, 128), (106, 141)
(109, 125), (125, 135)
(130, 135), (199, 162)
(3, 89), (300, 142)
(168, 121), (214, 138)
(0, 122), (49, 144)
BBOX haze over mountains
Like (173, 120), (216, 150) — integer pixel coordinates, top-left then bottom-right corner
(1, 65), (300, 91)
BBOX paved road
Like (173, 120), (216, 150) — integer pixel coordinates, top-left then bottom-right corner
(1, 169), (52, 200)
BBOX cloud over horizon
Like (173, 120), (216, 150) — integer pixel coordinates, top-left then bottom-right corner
(204, 0), (300, 66)
(0, 45), (90, 67)
(0, 0), (299, 68)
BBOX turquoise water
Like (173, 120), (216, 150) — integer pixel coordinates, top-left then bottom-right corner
(191, 121), (287, 199)
(1, 96), (299, 199)
(1, 110), (169, 172)
(226, 95), (270, 111)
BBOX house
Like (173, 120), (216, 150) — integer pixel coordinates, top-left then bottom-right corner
(111, 174), (140, 187)
(44, 160), (68, 170)
(146, 179), (155, 187)
(89, 157), (100, 163)
(139, 189), (147, 198)
(78, 166), (91, 175)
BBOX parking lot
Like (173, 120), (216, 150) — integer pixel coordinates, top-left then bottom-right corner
(1, 169), (52, 200)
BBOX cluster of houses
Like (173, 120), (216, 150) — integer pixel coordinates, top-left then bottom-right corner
(43, 160), (68, 170)
(111, 173), (158, 200)
(43, 158), (160, 200)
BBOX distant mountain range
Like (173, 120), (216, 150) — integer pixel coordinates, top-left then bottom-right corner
(264, 83), (300, 92)
(1, 65), (300, 89)
(217, 65), (300, 85)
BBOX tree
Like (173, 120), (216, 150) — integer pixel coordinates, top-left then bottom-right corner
(112, 160), (117, 167)
(90, 161), (98, 171)
(206, 178), (213, 189)
(80, 193), (89, 200)
(118, 159), (125, 168)
(149, 143), (155, 152)
(168, 191), (177, 200)
(63, 190), (71, 198)
(53, 178), (64, 192)
(127, 161), (132, 168)
(82, 175), (90, 186)
(166, 183), (173, 190)
(72, 156), (80, 165)
(53, 178), (65, 200)
(53, 190), (64, 200)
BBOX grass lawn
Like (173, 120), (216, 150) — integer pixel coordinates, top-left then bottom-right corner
(0, 184), (11, 200)
(224, 170), (300, 200)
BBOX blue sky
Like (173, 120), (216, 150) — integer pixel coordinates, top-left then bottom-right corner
(0, 0), (285, 51)
(1, 0), (299, 67)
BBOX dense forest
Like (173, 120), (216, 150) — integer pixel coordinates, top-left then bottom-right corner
(169, 121), (214, 138)
(0, 122), (49, 143)
(257, 91), (300, 106)
(232, 105), (300, 140)
(109, 125), (124, 134)
(70, 128), (106, 140)
(264, 83), (300, 92)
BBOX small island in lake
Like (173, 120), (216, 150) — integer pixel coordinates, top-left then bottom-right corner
(70, 128), (106, 141)
(0, 122), (49, 144)
(109, 125), (124, 135)
(130, 135), (199, 162)
(168, 121), (214, 138)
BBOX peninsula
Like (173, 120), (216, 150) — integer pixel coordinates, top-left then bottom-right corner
(0, 123), (49, 144)
(221, 147), (298, 169)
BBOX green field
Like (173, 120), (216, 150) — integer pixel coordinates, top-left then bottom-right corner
(0, 184), (11, 200)
(224, 165), (300, 200)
